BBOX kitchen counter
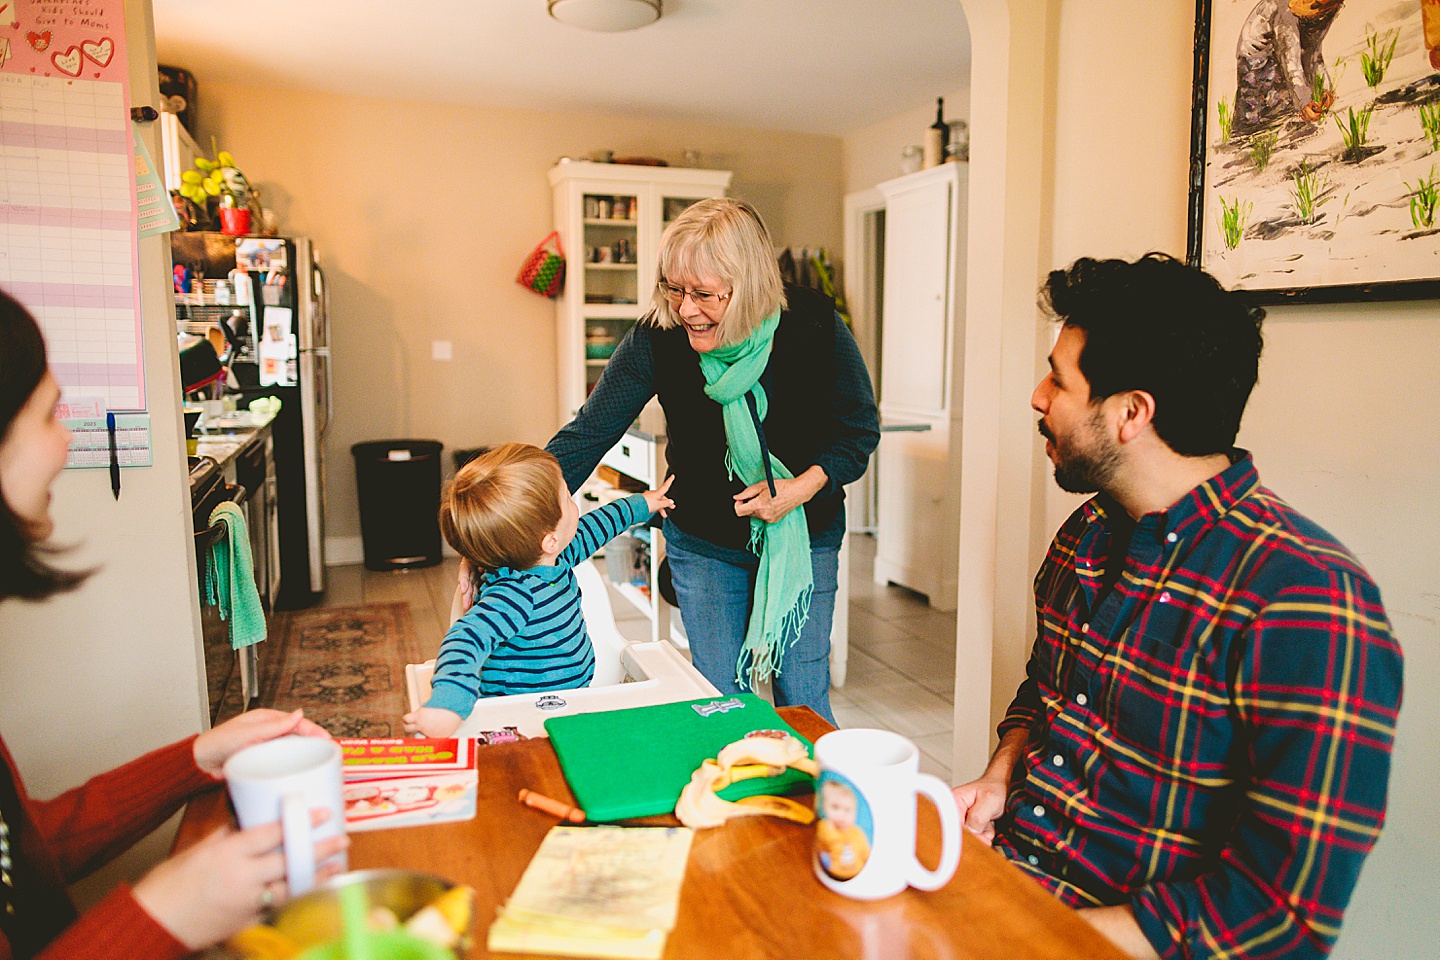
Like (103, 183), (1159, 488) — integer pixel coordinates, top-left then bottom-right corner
(193, 406), (278, 471)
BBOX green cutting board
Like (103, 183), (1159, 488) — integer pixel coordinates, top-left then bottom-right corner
(544, 694), (815, 823)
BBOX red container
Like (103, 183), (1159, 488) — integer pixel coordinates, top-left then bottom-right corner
(219, 206), (252, 236)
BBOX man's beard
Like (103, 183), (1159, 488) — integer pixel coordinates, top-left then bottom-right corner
(1040, 411), (1122, 495)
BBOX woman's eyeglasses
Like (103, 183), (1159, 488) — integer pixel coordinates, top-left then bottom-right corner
(659, 280), (731, 309)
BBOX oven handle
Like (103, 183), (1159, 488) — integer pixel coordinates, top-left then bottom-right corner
(194, 482), (250, 551)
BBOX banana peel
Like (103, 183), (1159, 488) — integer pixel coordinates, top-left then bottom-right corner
(227, 924), (300, 960)
(675, 733), (817, 829)
(403, 884), (474, 949)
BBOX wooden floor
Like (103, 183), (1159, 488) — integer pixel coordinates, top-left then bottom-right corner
(321, 533), (961, 781)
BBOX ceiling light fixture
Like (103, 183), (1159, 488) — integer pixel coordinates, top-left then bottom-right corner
(547, 0), (661, 32)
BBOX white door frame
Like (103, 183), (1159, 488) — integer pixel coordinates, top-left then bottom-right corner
(947, 0), (1058, 779)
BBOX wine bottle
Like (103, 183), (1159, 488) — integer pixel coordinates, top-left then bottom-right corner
(923, 97), (948, 169)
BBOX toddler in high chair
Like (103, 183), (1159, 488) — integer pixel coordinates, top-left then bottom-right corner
(403, 442), (673, 738)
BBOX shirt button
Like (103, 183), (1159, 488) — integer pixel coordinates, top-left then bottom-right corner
(1033, 804), (1045, 817)
(1166, 532), (1178, 543)
(1027, 854), (1040, 866)
(1081, 622), (1090, 633)
(1052, 754), (1064, 766)
(1075, 693), (1088, 706)
(1159, 591), (1171, 604)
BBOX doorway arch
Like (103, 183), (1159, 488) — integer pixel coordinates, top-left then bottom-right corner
(948, 0), (1057, 778)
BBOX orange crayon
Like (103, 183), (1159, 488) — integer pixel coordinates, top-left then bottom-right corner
(518, 788), (586, 823)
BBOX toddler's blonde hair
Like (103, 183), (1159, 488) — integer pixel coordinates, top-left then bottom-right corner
(439, 442), (563, 572)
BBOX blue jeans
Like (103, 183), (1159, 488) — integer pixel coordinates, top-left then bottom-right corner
(666, 539), (839, 726)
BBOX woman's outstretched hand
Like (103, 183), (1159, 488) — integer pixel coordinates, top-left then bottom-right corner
(133, 809), (349, 950)
(193, 709), (331, 779)
(733, 466), (828, 524)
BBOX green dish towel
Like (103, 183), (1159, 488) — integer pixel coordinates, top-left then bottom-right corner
(205, 500), (267, 650)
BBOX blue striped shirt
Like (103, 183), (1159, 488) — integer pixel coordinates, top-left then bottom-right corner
(425, 494), (648, 717)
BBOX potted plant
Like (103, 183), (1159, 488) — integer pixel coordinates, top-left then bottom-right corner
(178, 144), (255, 235)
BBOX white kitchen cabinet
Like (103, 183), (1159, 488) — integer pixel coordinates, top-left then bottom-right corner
(550, 162), (729, 647)
(873, 163), (968, 611)
(548, 161), (731, 429)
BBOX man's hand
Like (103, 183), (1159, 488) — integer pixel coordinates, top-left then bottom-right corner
(1078, 905), (1161, 960)
(951, 777), (1010, 844)
(193, 709), (331, 779)
(733, 466), (827, 524)
(403, 706), (463, 738)
(951, 727), (1029, 843)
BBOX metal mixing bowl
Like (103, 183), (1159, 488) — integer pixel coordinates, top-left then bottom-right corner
(268, 869), (471, 954)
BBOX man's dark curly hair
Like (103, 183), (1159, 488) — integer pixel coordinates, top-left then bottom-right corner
(1040, 253), (1265, 457)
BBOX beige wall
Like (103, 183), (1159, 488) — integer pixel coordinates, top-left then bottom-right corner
(0, 0), (207, 905)
(842, 86), (970, 196)
(179, 80), (844, 547)
(1040, 2), (1438, 956)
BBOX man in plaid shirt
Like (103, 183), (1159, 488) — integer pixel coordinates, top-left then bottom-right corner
(952, 254), (1403, 960)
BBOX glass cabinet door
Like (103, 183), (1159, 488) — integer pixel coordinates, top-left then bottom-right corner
(660, 195), (709, 231)
(580, 191), (640, 398)
(581, 192), (639, 306)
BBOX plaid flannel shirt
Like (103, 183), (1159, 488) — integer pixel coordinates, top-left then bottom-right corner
(995, 452), (1402, 960)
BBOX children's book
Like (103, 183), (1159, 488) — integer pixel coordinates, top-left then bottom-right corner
(339, 737), (477, 781)
(338, 738), (478, 831)
(486, 825), (694, 960)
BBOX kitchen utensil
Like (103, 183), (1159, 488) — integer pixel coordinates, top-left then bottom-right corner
(267, 870), (473, 958)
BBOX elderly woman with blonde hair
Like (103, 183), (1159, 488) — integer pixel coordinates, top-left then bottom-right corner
(544, 198), (879, 723)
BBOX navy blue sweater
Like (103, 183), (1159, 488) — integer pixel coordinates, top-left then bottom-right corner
(425, 494), (647, 716)
(548, 305), (878, 566)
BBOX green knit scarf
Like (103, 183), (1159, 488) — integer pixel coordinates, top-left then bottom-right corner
(697, 308), (813, 687)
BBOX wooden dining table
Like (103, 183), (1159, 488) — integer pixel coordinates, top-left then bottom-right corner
(175, 707), (1127, 960)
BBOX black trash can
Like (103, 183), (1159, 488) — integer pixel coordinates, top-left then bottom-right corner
(352, 439), (444, 571)
(452, 446), (491, 473)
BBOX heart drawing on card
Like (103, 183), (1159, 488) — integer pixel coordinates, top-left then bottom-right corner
(80, 37), (112, 67)
(26, 30), (50, 51)
(51, 46), (82, 77)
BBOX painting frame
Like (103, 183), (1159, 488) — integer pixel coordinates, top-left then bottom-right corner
(1186, 0), (1440, 304)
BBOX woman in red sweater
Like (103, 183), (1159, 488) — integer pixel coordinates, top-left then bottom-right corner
(0, 288), (349, 959)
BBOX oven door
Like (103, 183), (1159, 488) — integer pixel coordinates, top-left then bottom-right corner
(195, 481), (256, 724)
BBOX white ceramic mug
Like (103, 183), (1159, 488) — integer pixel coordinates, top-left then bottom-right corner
(223, 736), (347, 896)
(812, 728), (961, 900)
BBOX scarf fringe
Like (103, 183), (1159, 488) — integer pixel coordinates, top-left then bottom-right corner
(735, 581), (814, 688)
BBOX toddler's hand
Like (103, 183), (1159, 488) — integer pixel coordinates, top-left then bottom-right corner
(403, 707), (463, 738)
(643, 476), (675, 516)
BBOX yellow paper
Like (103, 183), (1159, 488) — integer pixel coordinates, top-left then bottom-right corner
(486, 826), (693, 959)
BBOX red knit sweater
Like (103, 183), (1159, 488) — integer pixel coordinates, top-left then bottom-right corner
(0, 733), (219, 960)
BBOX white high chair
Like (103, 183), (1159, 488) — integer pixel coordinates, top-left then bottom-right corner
(405, 559), (718, 738)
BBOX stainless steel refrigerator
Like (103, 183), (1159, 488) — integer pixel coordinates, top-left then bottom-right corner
(174, 231), (332, 607)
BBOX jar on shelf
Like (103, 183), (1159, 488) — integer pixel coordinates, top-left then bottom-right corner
(900, 145), (923, 175)
(946, 120), (970, 162)
(597, 197), (612, 219)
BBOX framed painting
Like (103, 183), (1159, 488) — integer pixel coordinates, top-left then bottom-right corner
(1187, 0), (1440, 302)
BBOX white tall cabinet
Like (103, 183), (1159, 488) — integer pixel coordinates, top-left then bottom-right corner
(873, 163), (968, 611)
(549, 161), (732, 427)
(548, 161), (731, 643)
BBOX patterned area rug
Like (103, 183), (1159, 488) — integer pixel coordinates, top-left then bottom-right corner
(258, 602), (426, 739)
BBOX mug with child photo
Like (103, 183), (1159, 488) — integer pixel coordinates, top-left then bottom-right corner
(402, 443), (674, 739)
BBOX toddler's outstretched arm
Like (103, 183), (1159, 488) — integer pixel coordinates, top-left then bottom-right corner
(404, 706), (463, 738)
